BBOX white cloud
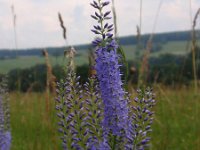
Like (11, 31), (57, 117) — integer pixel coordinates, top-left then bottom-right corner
(0, 0), (200, 49)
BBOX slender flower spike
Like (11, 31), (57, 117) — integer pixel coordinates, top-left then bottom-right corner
(95, 40), (129, 149)
(55, 68), (90, 149)
(84, 77), (104, 148)
(95, 41), (129, 135)
(126, 88), (156, 150)
(55, 53), (103, 149)
(91, 0), (114, 45)
(91, 0), (129, 148)
(0, 77), (11, 150)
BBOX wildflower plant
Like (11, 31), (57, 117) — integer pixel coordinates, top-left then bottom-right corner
(0, 77), (11, 150)
(126, 88), (156, 150)
(55, 0), (156, 149)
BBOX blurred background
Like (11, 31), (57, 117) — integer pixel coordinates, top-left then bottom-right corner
(0, 0), (200, 150)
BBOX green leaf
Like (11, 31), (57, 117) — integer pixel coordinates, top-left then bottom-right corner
(117, 45), (129, 89)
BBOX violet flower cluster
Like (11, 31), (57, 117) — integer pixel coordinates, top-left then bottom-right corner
(55, 0), (156, 149)
(91, 0), (129, 147)
(126, 88), (156, 150)
(92, 0), (156, 149)
(55, 67), (104, 149)
(56, 69), (87, 149)
(95, 41), (129, 147)
(0, 77), (11, 150)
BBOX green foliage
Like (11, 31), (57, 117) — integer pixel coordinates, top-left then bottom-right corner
(151, 42), (163, 53)
(6, 64), (90, 92)
(76, 65), (89, 84)
(8, 65), (46, 92)
(117, 46), (129, 87)
(127, 48), (200, 86)
(149, 54), (184, 85)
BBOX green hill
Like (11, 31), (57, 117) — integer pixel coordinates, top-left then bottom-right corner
(0, 30), (199, 74)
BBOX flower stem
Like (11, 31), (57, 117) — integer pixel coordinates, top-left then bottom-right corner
(111, 135), (117, 150)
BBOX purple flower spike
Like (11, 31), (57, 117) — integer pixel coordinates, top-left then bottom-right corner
(91, 0), (113, 41)
(0, 77), (11, 150)
(55, 70), (89, 149)
(95, 40), (129, 148)
(0, 131), (11, 150)
(126, 88), (156, 149)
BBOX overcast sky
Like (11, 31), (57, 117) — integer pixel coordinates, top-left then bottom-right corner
(0, 0), (200, 49)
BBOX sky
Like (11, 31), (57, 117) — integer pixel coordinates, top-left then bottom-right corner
(0, 0), (200, 49)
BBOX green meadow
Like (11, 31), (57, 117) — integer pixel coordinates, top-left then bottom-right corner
(9, 87), (200, 150)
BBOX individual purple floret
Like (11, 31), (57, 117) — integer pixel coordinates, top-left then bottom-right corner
(126, 88), (156, 150)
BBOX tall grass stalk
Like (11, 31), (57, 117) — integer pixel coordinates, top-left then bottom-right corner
(111, 0), (118, 39)
(11, 5), (21, 92)
(58, 12), (67, 45)
(190, 5), (200, 149)
(138, 0), (163, 87)
(136, 0), (143, 45)
(112, 0), (129, 86)
(42, 50), (56, 120)
(190, 7), (200, 93)
(58, 12), (76, 73)
(11, 5), (18, 50)
(42, 50), (56, 94)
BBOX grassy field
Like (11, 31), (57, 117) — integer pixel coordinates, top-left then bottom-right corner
(0, 40), (191, 74)
(0, 50), (89, 74)
(150, 41), (190, 57)
(10, 92), (61, 150)
(9, 86), (200, 150)
(151, 86), (200, 150)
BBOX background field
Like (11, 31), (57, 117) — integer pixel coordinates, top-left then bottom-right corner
(9, 87), (200, 150)
(0, 40), (192, 74)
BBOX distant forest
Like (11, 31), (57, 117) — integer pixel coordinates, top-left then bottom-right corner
(0, 30), (199, 58)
